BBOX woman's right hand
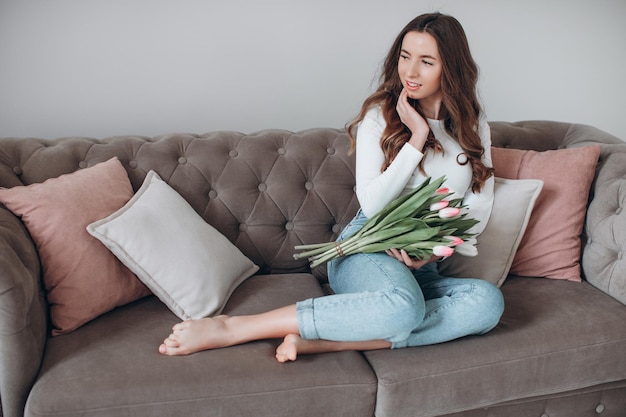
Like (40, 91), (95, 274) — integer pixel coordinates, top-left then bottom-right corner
(396, 89), (429, 152)
(386, 248), (441, 270)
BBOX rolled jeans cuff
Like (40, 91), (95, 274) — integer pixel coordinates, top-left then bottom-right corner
(296, 298), (320, 340)
(390, 339), (409, 349)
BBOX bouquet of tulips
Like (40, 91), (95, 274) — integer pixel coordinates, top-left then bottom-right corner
(293, 176), (479, 268)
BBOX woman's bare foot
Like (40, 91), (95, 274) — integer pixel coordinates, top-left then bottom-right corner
(159, 315), (232, 356)
(159, 305), (301, 356)
(274, 334), (392, 362)
(275, 334), (307, 362)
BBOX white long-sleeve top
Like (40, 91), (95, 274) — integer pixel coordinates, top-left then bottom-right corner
(355, 106), (494, 241)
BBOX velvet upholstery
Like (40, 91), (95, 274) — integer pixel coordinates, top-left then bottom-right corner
(0, 210), (46, 417)
(583, 147), (626, 304)
(1, 121), (625, 417)
(25, 275), (377, 417)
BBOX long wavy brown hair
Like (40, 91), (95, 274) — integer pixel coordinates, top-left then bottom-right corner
(346, 13), (493, 192)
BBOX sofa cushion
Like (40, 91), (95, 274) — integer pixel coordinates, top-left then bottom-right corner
(443, 382), (626, 417)
(0, 157), (150, 335)
(440, 177), (543, 286)
(25, 274), (378, 417)
(491, 146), (601, 282)
(363, 276), (626, 417)
(87, 171), (259, 320)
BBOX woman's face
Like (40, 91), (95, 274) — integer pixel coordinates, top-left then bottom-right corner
(397, 31), (443, 105)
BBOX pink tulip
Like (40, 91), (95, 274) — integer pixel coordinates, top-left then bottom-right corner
(433, 246), (454, 257)
(430, 200), (449, 211)
(438, 207), (461, 218)
(434, 187), (449, 195)
(444, 236), (464, 246)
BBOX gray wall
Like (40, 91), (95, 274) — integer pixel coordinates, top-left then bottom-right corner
(1, 0), (625, 140)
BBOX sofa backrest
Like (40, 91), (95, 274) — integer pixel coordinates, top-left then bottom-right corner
(1, 121), (624, 299)
(0, 128), (360, 277)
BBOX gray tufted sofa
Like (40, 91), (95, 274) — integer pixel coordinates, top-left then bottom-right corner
(1, 121), (625, 417)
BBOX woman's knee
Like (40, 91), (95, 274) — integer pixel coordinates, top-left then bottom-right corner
(329, 252), (418, 295)
(473, 280), (505, 333)
(380, 287), (426, 335)
(328, 252), (426, 338)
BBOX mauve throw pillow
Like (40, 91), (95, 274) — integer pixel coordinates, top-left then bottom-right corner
(0, 157), (150, 335)
(491, 146), (601, 281)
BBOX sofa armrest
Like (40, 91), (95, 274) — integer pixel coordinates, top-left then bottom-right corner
(0, 208), (47, 417)
(583, 144), (626, 305)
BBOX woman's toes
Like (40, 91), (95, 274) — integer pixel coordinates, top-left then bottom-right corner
(164, 336), (180, 347)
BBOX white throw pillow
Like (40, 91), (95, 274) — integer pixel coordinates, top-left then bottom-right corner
(439, 177), (543, 287)
(87, 171), (259, 320)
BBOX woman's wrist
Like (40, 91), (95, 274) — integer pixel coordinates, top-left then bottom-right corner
(407, 132), (428, 152)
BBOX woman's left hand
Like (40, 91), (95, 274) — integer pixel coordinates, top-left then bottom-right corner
(386, 248), (441, 269)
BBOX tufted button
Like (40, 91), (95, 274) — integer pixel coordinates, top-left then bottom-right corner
(128, 160), (138, 169)
(229, 150), (239, 158)
(541, 413), (549, 417)
(239, 223), (248, 232)
(595, 403), (605, 413)
(12, 166), (22, 175)
(208, 190), (218, 199)
(327, 147), (336, 155)
(332, 224), (341, 233)
(258, 183), (267, 192)
(178, 157), (187, 165)
(277, 147), (286, 155)
(78, 161), (88, 169)
(304, 181), (314, 190)
(285, 222), (294, 231)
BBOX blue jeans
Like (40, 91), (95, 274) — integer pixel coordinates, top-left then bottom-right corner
(296, 210), (504, 349)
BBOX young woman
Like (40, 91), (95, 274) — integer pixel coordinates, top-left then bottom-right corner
(159, 12), (504, 361)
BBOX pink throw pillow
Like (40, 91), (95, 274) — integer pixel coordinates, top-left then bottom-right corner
(0, 157), (150, 335)
(491, 146), (601, 282)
